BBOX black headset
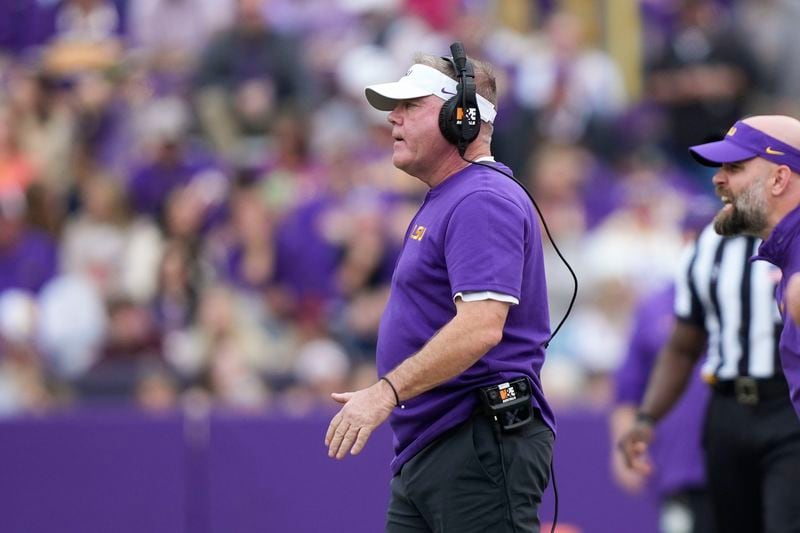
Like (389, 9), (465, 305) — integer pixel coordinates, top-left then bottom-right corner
(438, 42), (481, 156)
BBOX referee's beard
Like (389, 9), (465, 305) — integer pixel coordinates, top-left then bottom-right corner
(713, 176), (769, 237)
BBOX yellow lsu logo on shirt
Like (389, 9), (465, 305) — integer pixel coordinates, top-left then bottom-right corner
(410, 225), (426, 241)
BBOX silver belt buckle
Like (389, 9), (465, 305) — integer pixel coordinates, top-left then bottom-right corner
(735, 377), (759, 405)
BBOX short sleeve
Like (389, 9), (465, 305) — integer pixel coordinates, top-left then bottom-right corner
(444, 191), (527, 300)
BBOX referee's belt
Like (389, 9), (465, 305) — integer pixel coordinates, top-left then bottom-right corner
(712, 377), (789, 406)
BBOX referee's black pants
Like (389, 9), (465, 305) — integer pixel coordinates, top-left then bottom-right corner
(386, 413), (553, 533)
(703, 391), (800, 533)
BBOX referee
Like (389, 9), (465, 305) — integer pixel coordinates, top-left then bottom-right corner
(618, 223), (800, 532)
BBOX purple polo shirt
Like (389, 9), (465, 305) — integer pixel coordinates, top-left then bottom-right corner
(614, 285), (708, 497)
(753, 204), (800, 418)
(376, 162), (553, 475)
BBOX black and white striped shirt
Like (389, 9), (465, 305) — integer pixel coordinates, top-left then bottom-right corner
(675, 224), (783, 381)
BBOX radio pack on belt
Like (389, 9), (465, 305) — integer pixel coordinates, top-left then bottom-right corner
(477, 377), (534, 432)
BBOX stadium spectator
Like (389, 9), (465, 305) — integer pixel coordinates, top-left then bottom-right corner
(6, 68), (75, 196)
(169, 284), (282, 410)
(43, 0), (123, 76)
(61, 173), (162, 302)
(129, 0), (233, 74)
(127, 96), (227, 227)
(644, 0), (758, 174)
(0, 290), (56, 416)
(192, 0), (317, 163)
(205, 180), (277, 294)
(0, 106), (38, 197)
(151, 239), (203, 336)
(0, 188), (58, 294)
(504, 9), (627, 173)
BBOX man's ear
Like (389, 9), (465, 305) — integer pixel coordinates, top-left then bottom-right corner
(771, 165), (793, 196)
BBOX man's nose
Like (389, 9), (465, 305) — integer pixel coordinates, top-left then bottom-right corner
(388, 106), (401, 125)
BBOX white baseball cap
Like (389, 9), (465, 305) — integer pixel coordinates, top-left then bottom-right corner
(365, 63), (496, 123)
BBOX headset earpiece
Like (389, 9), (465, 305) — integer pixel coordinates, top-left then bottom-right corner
(439, 42), (481, 156)
(438, 96), (462, 146)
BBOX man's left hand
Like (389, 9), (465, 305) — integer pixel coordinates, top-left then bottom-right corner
(325, 381), (396, 459)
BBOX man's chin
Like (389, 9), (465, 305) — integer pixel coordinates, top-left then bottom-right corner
(391, 154), (407, 171)
(712, 210), (764, 238)
(392, 154), (418, 177)
(713, 210), (743, 236)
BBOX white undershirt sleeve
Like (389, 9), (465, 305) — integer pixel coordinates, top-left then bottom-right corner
(454, 291), (519, 305)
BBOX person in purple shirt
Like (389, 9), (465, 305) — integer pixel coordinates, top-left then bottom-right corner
(0, 191), (58, 294)
(324, 47), (555, 532)
(686, 115), (800, 420)
(611, 284), (712, 533)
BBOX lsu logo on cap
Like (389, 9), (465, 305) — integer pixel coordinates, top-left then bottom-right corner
(727, 126), (737, 136)
(410, 225), (426, 241)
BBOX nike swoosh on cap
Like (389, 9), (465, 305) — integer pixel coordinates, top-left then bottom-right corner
(766, 147), (785, 155)
(441, 87), (456, 95)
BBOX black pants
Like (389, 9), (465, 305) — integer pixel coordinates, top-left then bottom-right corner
(386, 413), (553, 533)
(703, 392), (800, 533)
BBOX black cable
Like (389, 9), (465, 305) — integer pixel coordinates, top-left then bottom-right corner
(491, 422), (518, 533)
(492, 420), (558, 533)
(549, 457), (558, 533)
(462, 156), (579, 348)
(464, 156), (566, 533)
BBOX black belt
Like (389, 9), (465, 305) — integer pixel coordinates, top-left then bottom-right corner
(712, 377), (789, 405)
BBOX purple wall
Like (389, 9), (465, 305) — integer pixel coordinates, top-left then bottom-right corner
(0, 408), (659, 533)
(0, 410), (186, 533)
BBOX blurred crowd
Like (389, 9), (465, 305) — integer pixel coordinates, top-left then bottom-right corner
(0, 0), (798, 417)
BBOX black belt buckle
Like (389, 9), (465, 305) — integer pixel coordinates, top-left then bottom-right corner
(478, 377), (533, 432)
(734, 377), (759, 405)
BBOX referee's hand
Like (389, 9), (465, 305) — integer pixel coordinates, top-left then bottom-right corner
(617, 421), (655, 476)
(325, 380), (395, 460)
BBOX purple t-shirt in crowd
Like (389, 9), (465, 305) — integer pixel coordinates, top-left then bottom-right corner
(274, 196), (342, 302)
(753, 204), (800, 419)
(614, 284), (708, 498)
(0, 228), (58, 294)
(376, 162), (553, 475)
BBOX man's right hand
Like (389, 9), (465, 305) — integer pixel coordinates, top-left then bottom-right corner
(616, 419), (655, 476)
